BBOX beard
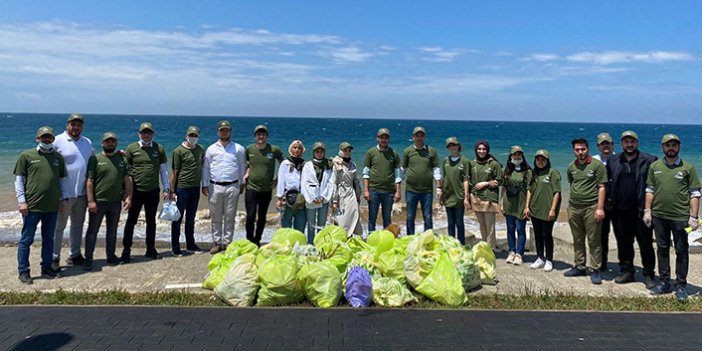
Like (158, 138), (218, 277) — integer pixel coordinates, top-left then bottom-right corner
(103, 147), (116, 153)
(665, 149), (679, 158)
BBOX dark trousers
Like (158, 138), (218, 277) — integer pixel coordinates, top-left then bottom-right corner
(123, 188), (160, 254)
(84, 201), (121, 260)
(445, 206), (465, 244)
(611, 208), (655, 276)
(652, 216), (689, 287)
(18, 211), (57, 273)
(532, 217), (555, 261)
(245, 189), (272, 245)
(368, 190), (394, 232)
(405, 191), (432, 235)
(171, 187), (200, 252)
(601, 209), (612, 267)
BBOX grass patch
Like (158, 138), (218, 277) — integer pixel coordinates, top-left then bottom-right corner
(1, 289), (701, 311)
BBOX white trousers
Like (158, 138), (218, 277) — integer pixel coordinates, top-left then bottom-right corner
(208, 183), (240, 245)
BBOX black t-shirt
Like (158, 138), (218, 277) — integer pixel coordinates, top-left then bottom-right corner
(614, 156), (639, 210)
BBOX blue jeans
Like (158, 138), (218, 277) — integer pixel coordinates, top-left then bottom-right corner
(282, 207), (307, 234)
(368, 190), (394, 233)
(171, 187), (201, 252)
(445, 206), (465, 244)
(306, 204), (329, 244)
(506, 214), (527, 255)
(405, 191), (432, 235)
(18, 211), (57, 273)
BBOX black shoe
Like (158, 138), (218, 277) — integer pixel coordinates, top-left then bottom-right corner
(172, 249), (183, 257)
(120, 251), (131, 264)
(614, 270), (635, 284)
(83, 259), (93, 271)
(599, 262), (608, 272)
(676, 286), (688, 302)
(66, 254), (85, 266)
(650, 282), (673, 295)
(51, 258), (60, 271)
(186, 245), (204, 254)
(144, 250), (162, 260)
(106, 256), (121, 265)
(18, 271), (33, 284)
(590, 269), (602, 285)
(643, 275), (657, 290)
(564, 267), (587, 277)
(41, 267), (61, 278)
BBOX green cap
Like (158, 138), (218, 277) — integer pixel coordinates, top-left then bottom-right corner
(254, 124), (268, 134)
(661, 133), (681, 144)
(36, 126), (55, 138)
(312, 141), (326, 151)
(186, 126), (200, 136)
(67, 113), (84, 123)
(377, 128), (390, 137)
(412, 126), (426, 135)
(217, 120), (231, 130)
(339, 141), (353, 150)
(597, 132), (613, 144)
(510, 145), (524, 154)
(139, 122), (154, 132)
(535, 149), (550, 159)
(102, 132), (118, 141)
(620, 130), (638, 141)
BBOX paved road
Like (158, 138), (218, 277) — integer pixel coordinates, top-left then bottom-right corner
(2, 306), (701, 351)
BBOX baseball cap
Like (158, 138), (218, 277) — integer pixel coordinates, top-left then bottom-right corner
(102, 132), (118, 141)
(661, 133), (681, 144)
(377, 128), (390, 137)
(186, 126), (200, 136)
(339, 141), (353, 150)
(597, 132), (613, 144)
(36, 126), (55, 138)
(412, 126), (426, 135)
(139, 122), (154, 132)
(535, 149), (550, 159)
(510, 145), (524, 154)
(312, 141), (326, 151)
(620, 130), (638, 141)
(254, 124), (268, 134)
(217, 120), (231, 130)
(67, 113), (84, 123)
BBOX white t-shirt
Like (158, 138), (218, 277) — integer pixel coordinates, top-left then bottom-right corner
(54, 132), (94, 198)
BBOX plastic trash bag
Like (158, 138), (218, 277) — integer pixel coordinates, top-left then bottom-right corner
(271, 228), (307, 247)
(313, 225), (348, 247)
(298, 261), (342, 308)
(317, 240), (353, 273)
(159, 200), (181, 222)
(202, 254), (236, 290)
(224, 239), (259, 258)
(257, 255), (304, 306)
(404, 231), (441, 288)
(214, 253), (259, 307)
(377, 247), (406, 284)
(393, 235), (414, 251)
(472, 241), (497, 285)
(415, 251), (468, 306)
(347, 235), (373, 254)
(255, 242), (292, 266)
(366, 230), (395, 258)
(371, 277), (417, 307)
(452, 247), (482, 291)
(344, 266), (372, 308)
(292, 242), (321, 267)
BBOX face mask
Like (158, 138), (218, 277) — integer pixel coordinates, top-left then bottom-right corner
(39, 142), (53, 150)
(187, 137), (198, 146)
(140, 137), (151, 145)
(103, 146), (116, 154)
(511, 159), (523, 166)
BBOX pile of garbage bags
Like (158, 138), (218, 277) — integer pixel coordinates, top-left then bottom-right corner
(204, 226), (496, 308)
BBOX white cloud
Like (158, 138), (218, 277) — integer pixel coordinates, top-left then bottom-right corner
(323, 47), (374, 64)
(419, 47), (463, 62)
(566, 51), (694, 65)
(524, 53), (559, 62)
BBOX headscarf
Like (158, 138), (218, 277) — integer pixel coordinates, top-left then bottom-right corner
(474, 140), (495, 162)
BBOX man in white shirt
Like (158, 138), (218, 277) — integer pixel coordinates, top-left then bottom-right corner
(52, 114), (94, 269)
(202, 120), (246, 254)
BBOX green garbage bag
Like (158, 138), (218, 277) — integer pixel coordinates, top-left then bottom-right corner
(371, 277), (417, 307)
(472, 241), (497, 285)
(257, 255), (304, 306)
(203, 254), (237, 290)
(366, 230), (395, 258)
(214, 253), (260, 307)
(298, 261), (342, 308)
(224, 239), (259, 258)
(404, 231), (441, 288)
(393, 235), (414, 251)
(256, 242), (292, 266)
(292, 242), (321, 267)
(207, 252), (225, 272)
(317, 240), (353, 273)
(347, 235), (372, 254)
(437, 234), (464, 250)
(313, 225), (348, 247)
(377, 248), (406, 284)
(271, 228), (306, 247)
(415, 251), (468, 306)
(452, 247), (481, 291)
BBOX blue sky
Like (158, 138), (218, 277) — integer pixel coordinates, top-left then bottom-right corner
(1, 1), (701, 123)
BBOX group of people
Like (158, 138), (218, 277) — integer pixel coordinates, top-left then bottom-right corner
(14, 115), (699, 302)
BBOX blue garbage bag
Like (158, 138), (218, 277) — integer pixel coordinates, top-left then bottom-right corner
(344, 266), (372, 308)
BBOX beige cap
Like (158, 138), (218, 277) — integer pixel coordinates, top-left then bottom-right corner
(535, 149), (550, 159)
(377, 128), (390, 137)
(139, 122), (154, 132)
(661, 133), (681, 144)
(217, 120), (231, 130)
(254, 124), (268, 134)
(339, 141), (353, 150)
(312, 141), (326, 151)
(102, 132), (118, 141)
(186, 126), (200, 136)
(412, 126), (426, 135)
(510, 145), (524, 154)
(67, 113), (84, 123)
(36, 126), (55, 138)
(597, 132), (613, 144)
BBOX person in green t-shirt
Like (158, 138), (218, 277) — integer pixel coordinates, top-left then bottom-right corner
(644, 134), (701, 301)
(363, 128), (402, 232)
(122, 122), (169, 262)
(500, 146), (532, 266)
(564, 137), (607, 285)
(524, 149), (561, 272)
(243, 124), (283, 246)
(439, 137), (470, 244)
(14, 126), (68, 284)
(83, 132), (133, 270)
(402, 126), (442, 235)
(469, 140), (503, 250)
(169, 126), (206, 255)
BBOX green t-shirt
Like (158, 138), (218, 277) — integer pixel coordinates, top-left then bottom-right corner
(528, 168), (562, 221)
(87, 153), (130, 203)
(647, 158), (701, 221)
(567, 158), (608, 207)
(470, 159), (503, 203)
(402, 145), (439, 193)
(503, 168), (532, 217)
(440, 156), (470, 208)
(364, 146), (400, 192)
(125, 142), (167, 192)
(13, 148), (67, 212)
(172, 144), (205, 189)
(246, 143), (284, 192)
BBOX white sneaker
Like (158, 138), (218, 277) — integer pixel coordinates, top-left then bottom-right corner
(530, 258), (545, 269)
(544, 260), (553, 272)
(505, 251), (515, 264)
(513, 254), (523, 266)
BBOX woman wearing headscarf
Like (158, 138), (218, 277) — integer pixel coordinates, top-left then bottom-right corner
(440, 137), (471, 245)
(275, 140), (307, 233)
(469, 140), (503, 250)
(501, 146), (532, 265)
(331, 142), (364, 237)
(301, 142), (334, 243)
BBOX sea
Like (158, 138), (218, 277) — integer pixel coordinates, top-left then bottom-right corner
(1, 113), (701, 243)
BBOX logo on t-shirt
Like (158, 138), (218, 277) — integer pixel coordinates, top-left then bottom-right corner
(675, 171), (685, 180)
(266, 153), (273, 159)
(587, 170), (595, 177)
(543, 176), (551, 183)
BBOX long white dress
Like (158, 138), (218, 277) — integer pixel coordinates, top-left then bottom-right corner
(331, 156), (365, 237)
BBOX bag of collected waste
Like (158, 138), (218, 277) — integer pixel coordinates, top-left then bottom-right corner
(393, 235), (414, 251)
(271, 227), (306, 247)
(292, 242), (321, 266)
(451, 247), (482, 291)
(415, 251), (468, 306)
(313, 225), (348, 247)
(437, 234), (464, 250)
(404, 231), (441, 288)
(371, 276), (417, 307)
(377, 247), (406, 284)
(366, 230), (395, 258)
(344, 266), (373, 308)
(257, 255), (304, 306)
(159, 200), (181, 222)
(202, 254), (236, 290)
(472, 241), (497, 285)
(298, 261), (342, 308)
(347, 235), (373, 254)
(256, 241), (292, 266)
(214, 253), (259, 307)
(317, 240), (353, 273)
(224, 239), (259, 258)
